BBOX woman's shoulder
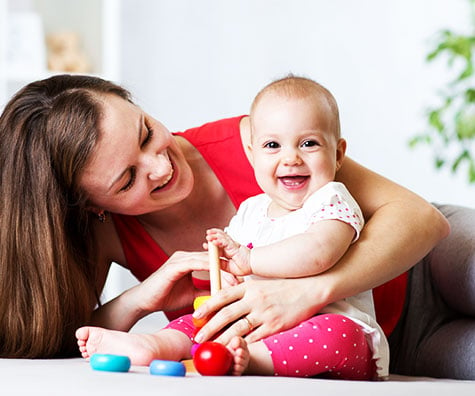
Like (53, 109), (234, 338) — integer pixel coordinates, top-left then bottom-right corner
(174, 115), (261, 208)
(173, 115), (247, 145)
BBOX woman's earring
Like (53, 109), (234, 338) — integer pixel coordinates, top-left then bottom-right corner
(97, 211), (107, 223)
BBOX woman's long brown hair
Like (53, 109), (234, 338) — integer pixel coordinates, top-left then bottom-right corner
(0, 75), (131, 358)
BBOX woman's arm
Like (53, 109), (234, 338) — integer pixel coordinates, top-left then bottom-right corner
(193, 158), (450, 344)
(91, 251), (211, 331)
(331, 158), (450, 296)
(89, 219), (211, 331)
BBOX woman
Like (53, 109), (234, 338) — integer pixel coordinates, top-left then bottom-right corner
(0, 75), (456, 376)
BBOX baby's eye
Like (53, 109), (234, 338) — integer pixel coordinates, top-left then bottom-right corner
(302, 140), (320, 148)
(264, 141), (280, 149)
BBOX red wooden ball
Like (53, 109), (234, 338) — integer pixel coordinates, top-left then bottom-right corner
(193, 341), (233, 376)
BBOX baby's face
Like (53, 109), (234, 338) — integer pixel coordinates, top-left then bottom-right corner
(249, 93), (344, 216)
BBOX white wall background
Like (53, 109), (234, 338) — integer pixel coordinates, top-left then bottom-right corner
(119, 0), (474, 208)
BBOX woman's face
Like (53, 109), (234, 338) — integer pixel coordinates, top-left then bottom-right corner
(80, 94), (194, 216)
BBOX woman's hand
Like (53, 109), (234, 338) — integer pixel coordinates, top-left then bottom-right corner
(192, 277), (327, 344)
(92, 251), (210, 331)
(136, 251), (211, 313)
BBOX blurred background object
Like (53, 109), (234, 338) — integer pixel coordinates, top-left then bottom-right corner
(409, 0), (475, 185)
(46, 31), (90, 73)
(6, 11), (46, 76)
(0, 0), (119, 106)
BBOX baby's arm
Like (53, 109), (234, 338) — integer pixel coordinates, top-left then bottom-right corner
(207, 220), (355, 278)
(250, 219), (355, 278)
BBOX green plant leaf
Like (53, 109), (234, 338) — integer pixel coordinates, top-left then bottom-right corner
(455, 107), (475, 139)
(452, 149), (470, 172)
(428, 109), (445, 132)
(408, 135), (432, 148)
(469, 157), (475, 182)
(457, 59), (474, 81)
(427, 30), (452, 61)
(435, 157), (445, 168)
(411, 2), (475, 184)
(465, 88), (475, 102)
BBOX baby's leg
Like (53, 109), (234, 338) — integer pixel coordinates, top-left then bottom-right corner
(76, 314), (197, 366)
(76, 327), (193, 366)
(260, 314), (374, 379)
(226, 336), (274, 376)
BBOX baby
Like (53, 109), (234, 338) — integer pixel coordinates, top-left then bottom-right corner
(77, 75), (388, 379)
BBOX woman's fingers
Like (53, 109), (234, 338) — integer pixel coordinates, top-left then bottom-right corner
(193, 280), (275, 344)
(194, 277), (324, 344)
(193, 284), (247, 342)
(220, 270), (240, 288)
(134, 250), (210, 313)
(161, 251), (209, 276)
(193, 283), (244, 318)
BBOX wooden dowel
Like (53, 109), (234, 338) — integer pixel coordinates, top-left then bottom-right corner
(208, 243), (221, 295)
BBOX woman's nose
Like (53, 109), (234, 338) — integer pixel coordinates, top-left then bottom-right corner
(144, 153), (170, 180)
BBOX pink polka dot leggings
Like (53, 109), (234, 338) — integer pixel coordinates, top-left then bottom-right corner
(263, 313), (375, 379)
(166, 313), (375, 379)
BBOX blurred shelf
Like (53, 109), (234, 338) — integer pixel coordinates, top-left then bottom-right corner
(0, 0), (121, 108)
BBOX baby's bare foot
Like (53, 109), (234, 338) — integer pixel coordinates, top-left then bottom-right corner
(75, 326), (168, 366)
(227, 336), (250, 376)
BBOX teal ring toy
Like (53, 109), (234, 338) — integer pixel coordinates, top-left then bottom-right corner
(149, 360), (186, 376)
(90, 354), (131, 372)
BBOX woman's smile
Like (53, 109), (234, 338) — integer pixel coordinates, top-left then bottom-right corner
(151, 161), (175, 193)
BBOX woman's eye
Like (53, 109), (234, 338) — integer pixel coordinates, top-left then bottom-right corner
(264, 141), (280, 149)
(141, 126), (154, 147)
(120, 167), (136, 192)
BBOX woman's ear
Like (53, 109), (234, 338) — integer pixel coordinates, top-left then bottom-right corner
(335, 138), (347, 171)
(86, 205), (102, 216)
(87, 206), (107, 222)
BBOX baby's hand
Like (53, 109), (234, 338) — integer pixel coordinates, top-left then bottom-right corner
(206, 228), (240, 256)
(221, 271), (242, 288)
(206, 228), (252, 276)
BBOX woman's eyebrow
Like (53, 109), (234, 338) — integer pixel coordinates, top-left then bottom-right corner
(137, 113), (144, 144)
(107, 113), (144, 191)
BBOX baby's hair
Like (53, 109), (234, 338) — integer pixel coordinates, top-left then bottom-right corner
(250, 74), (341, 139)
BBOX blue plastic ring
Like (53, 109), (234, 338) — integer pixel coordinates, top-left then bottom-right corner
(90, 353), (131, 372)
(149, 360), (186, 376)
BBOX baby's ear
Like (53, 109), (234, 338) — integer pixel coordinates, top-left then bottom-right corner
(240, 116), (254, 165)
(247, 144), (255, 167)
(335, 138), (347, 170)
